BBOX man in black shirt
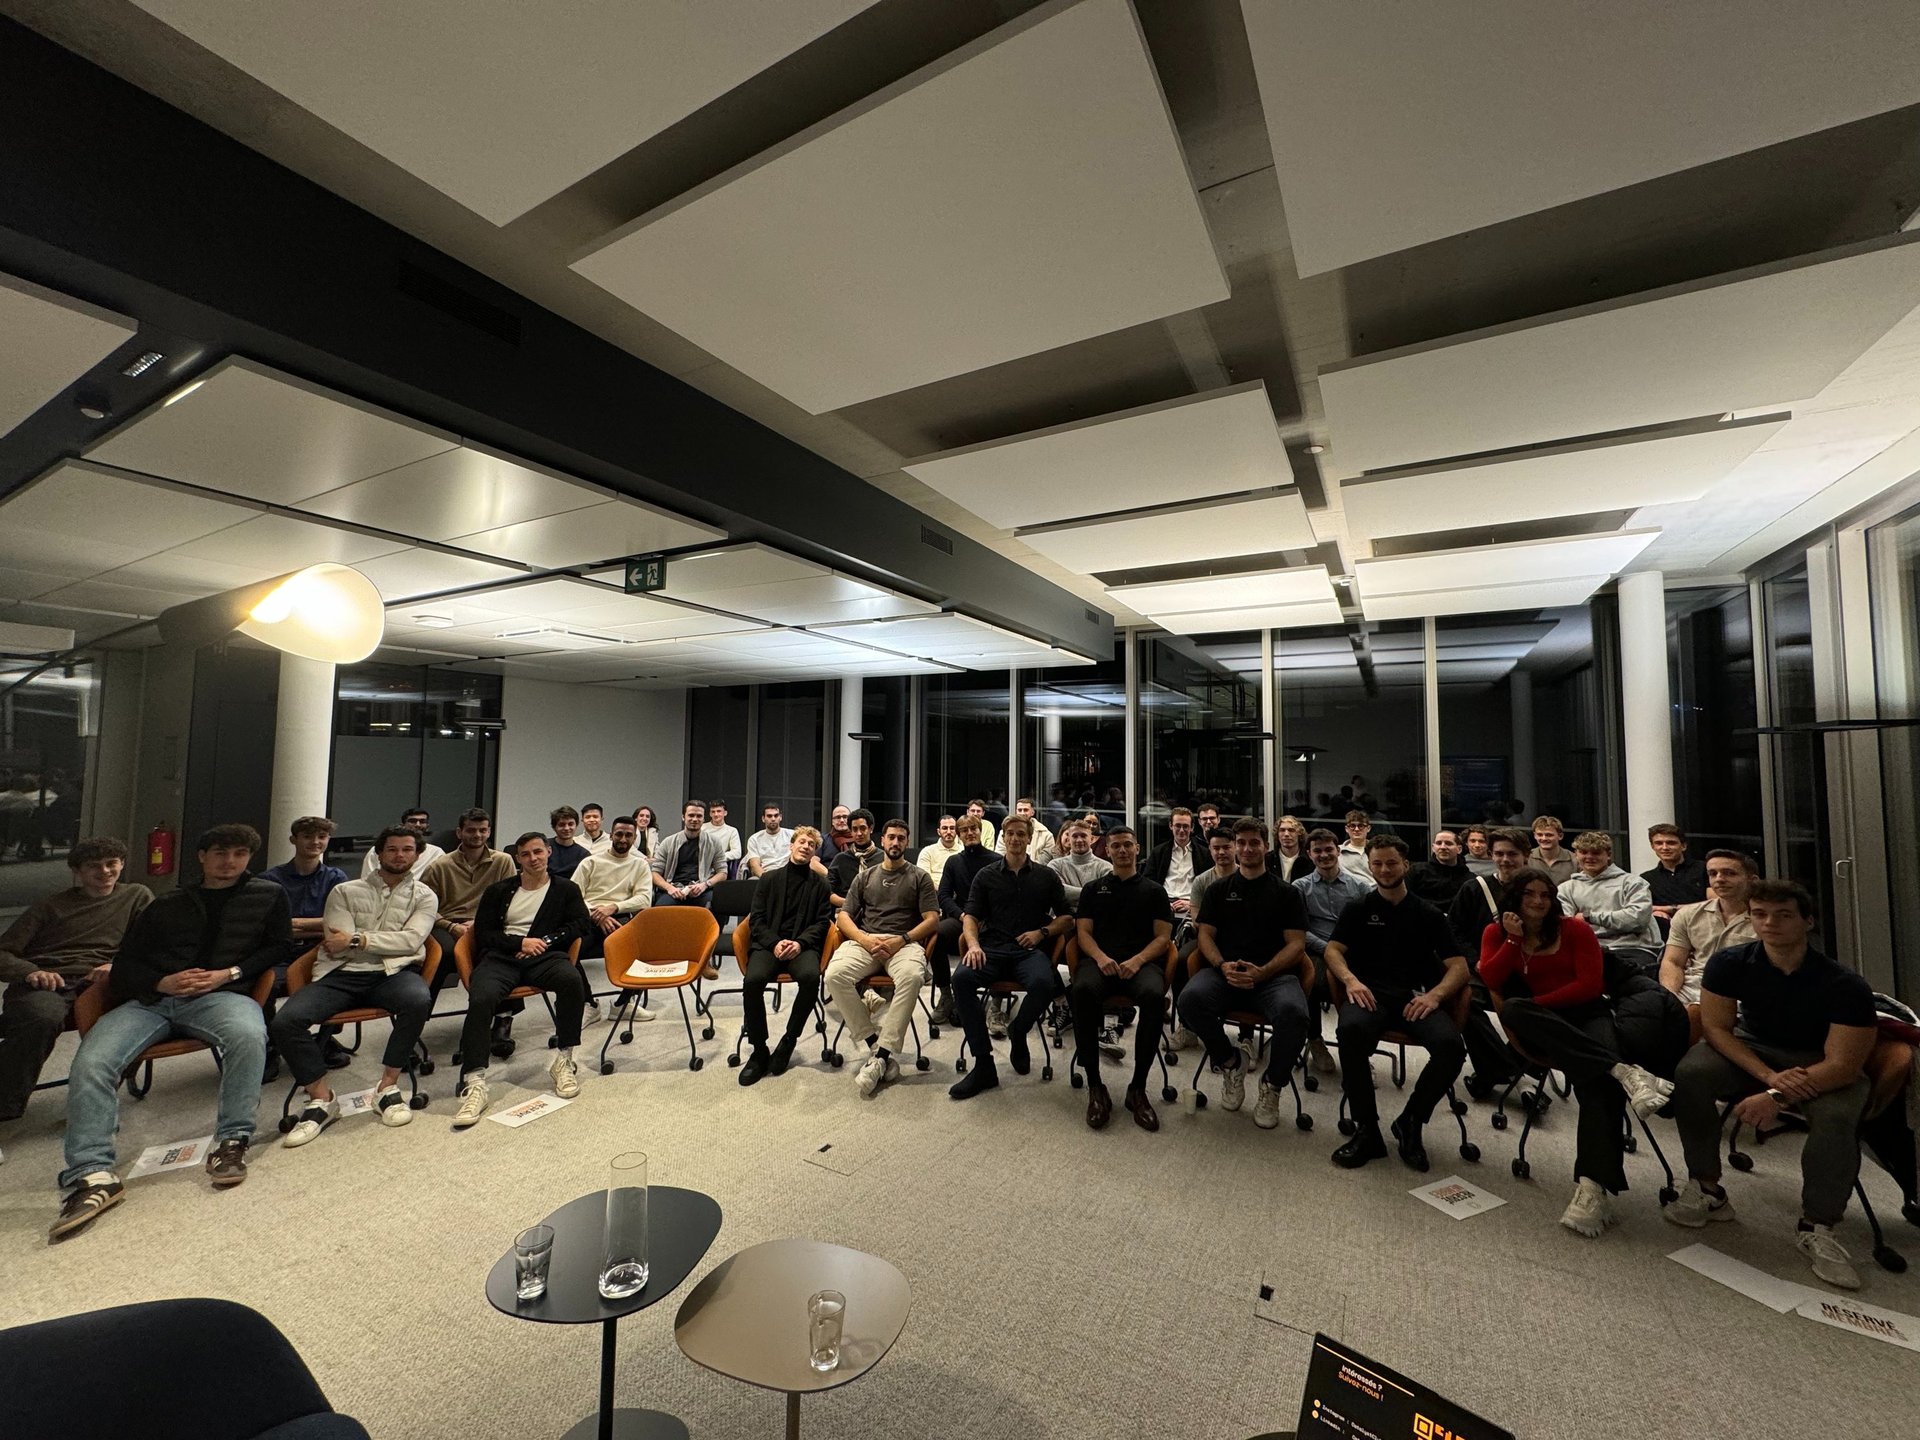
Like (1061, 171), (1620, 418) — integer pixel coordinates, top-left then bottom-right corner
(545, 805), (591, 882)
(1323, 835), (1469, 1172)
(827, 809), (879, 904)
(1446, 827), (1531, 1097)
(1407, 830), (1473, 906)
(1175, 819), (1311, 1131)
(1642, 823), (1708, 938)
(739, 828), (834, 1086)
(949, 816), (1072, 1100)
(1070, 827), (1174, 1132)
(931, 814), (994, 1025)
(1664, 879), (1877, 1290)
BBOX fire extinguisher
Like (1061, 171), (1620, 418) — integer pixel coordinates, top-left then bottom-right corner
(146, 823), (176, 877)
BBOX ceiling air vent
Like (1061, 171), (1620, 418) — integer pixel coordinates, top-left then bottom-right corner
(919, 525), (953, 556)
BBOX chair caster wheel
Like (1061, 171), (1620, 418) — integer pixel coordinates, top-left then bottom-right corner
(1041, 1065), (1054, 1082)
(1659, 1187), (1678, 1206)
(1193, 1092), (1208, 1111)
(1337, 1118), (1356, 1136)
(1490, 1111), (1508, 1131)
(1070, 1072), (1084, 1089)
(277, 1116), (295, 1134)
(829, 1053), (844, 1069)
(1728, 1152), (1754, 1172)
(1459, 1143), (1480, 1162)
(547, 1037), (558, 1049)
(916, 1057), (931, 1072)
(727, 1054), (742, 1068)
(689, 1057), (704, 1072)
(1303, 1075), (1319, 1093)
(1624, 1134), (1638, 1153)
(496, 1042), (517, 1059)
(701, 1026), (715, 1040)
(1162, 1085), (1178, 1104)
(1511, 1158), (1530, 1179)
(409, 1095), (428, 1110)
(1297, 1115), (1314, 1132)
(418, 1059), (436, 1076)
(600, 1062), (614, 1076)
(1875, 1246), (1907, 1274)
(954, 1058), (967, 1074)
(1451, 1099), (1468, 1117)
(928, 1024), (941, 1039)
(619, 1033), (634, 1046)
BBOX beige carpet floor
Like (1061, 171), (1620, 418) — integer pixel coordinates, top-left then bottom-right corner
(2, 965), (1916, 1439)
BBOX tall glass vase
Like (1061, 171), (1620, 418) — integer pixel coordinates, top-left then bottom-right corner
(599, 1151), (650, 1299)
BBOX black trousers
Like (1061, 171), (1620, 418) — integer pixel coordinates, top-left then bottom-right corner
(1335, 989), (1465, 1130)
(0, 982), (74, 1117)
(932, 917), (965, 991)
(1069, 963), (1166, 1089)
(742, 944), (821, 1049)
(1499, 998), (1631, 1191)
(1464, 975), (1523, 1088)
(459, 951), (586, 1077)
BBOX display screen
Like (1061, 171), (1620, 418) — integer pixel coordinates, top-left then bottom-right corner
(1296, 1333), (1513, 1440)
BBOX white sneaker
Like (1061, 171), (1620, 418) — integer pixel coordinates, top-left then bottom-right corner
(1171, 1023), (1198, 1052)
(452, 1077), (491, 1129)
(550, 1053), (581, 1099)
(987, 997), (1009, 1039)
(1663, 1178), (1736, 1228)
(584, 996), (602, 1024)
(1559, 1177), (1616, 1238)
(1796, 1224), (1863, 1290)
(1308, 1037), (1339, 1076)
(1219, 1057), (1246, 1112)
(374, 1085), (412, 1128)
(1610, 1062), (1674, 1118)
(1253, 1079), (1281, 1129)
(281, 1096), (339, 1149)
(628, 997), (657, 1023)
(855, 1051), (896, 1098)
(862, 989), (888, 1025)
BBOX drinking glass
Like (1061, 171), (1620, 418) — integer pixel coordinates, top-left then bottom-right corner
(514, 1224), (554, 1301)
(808, 1289), (845, 1372)
(599, 1151), (650, 1299)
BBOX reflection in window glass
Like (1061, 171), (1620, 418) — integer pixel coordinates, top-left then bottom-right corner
(688, 686), (751, 817)
(330, 664), (499, 841)
(1143, 635), (1260, 847)
(1869, 503), (1920, 1001)
(758, 681), (825, 833)
(1022, 646), (1125, 841)
(862, 678), (910, 830)
(919, 673), (1009, 841)
(1761, 566), (1835, 939)
(0, 661), (95, 898)
(1666, 586), (1762, 857)
(1525, 601), (1624, 847)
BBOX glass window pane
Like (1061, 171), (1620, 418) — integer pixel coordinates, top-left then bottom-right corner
(687, 686), (750, 816)
(1021, 644), (1126, 839)
(1761, 565), (1836, 939)
(1522, 600), (1624, 845)
(918, 672), (1009, 840)
(331, 663), (499, 846)
(0, 661), (95, 906)
(1666, 586), (1762, 856)
(861, 678), (911, 829)
(758, 681), (825, 831)
(1869, 503), (1920, 1001)
(1145, 634), (1262, 845)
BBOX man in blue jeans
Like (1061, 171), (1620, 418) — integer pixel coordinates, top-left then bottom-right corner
(1178, 819), (1311, 1131)
(51, 824), (290, 1241)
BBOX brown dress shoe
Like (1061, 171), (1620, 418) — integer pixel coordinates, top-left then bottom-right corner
(1125, 1084), (1160, 1132)
(1086, 1080), (1112, 1129)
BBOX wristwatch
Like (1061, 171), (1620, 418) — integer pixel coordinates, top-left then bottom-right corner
(349, 932), (366, 950)
(227, 965), (241, 983)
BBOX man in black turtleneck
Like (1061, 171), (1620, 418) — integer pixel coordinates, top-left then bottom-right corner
(739, 828), (834, 1086)
(931, 814), (996, 1026)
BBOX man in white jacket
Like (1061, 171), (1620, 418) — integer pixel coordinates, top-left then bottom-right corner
(573, 817), (654, 961)
(1558, 832), (1663, 973)
(270, 826), (439, 1147)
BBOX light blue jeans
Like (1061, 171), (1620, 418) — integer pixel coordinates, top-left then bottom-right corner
(60, 991), (267, 1191)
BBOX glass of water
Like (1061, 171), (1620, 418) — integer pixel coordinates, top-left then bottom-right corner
(513, 1225), (554, 1301)
(808, 1289), (845, 1372)
(599, 1151), (650, 1299)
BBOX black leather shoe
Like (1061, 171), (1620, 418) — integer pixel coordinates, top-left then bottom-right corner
(1391, 1116), (1430, 1172)
(739, 1049), (769, 1086)
(1331, 1125), (1389, 1169)
(260, 1054), (281, 1085)
(1007, 1028), (1031, 1076)
(1085, 1081), (1112, 1129)
(949, 1062), (1000, 1100)
(489, 1017), (516, 1059)
(768, 1036), (796, 1077)
(322, 1036), (354, 1070)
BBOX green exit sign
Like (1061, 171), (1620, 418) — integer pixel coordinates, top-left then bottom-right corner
(624, 556), (668, 593)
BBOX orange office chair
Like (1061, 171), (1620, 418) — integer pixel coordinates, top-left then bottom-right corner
(271, 940), (440, 1130)
(72, 966), (276, 1100)
(452, 931), (582, 1066)
(723, 917), (832, 1069)
(1327, 970), (1481, 1164)
(598, 907), (719, 1073)
(1180, 949), (1314, 1128)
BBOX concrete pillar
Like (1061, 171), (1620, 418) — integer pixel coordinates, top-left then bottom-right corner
(268, 654), (335, 850)
(1509, 670), (1536, 825)
(837, 675), (864, 811)
(1041, 713), (1063, 801)
(1617, 570), (1676, 870)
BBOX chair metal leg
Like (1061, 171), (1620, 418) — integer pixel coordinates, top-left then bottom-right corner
(1856, 1181), (1908, 1273)
(1634, 1110), (1678, 1204)
(126, 1058), (155, 1099)
(677, 989), (705, 1071)
(596, 995), (629, 1075)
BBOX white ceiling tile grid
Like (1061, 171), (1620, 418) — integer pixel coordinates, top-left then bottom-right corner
(1105, 564), (1337, 616)
(1319, 234), (1920, 475)
(904, 381), (1290, 530)
(0, 272), (136, 440)
(1018, 491), (1315, 573)
(591, 543), (934, 627)
(571, 0), (1227, 413)
(1242, 0), (1920, 275)
(1353, 530), (1660, 600)
(1155, 599), (1346, 634)
(298, 444), (604, 540)
(1359, 576), (1611, 622)
(131, 1), (881, 225)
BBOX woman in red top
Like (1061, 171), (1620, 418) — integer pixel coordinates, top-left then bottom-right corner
(1480, 868), (1679, 1239)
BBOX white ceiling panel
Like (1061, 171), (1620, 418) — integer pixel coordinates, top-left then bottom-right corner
(0, 273), (135, 439)
(810, 612), (1096, 668)
(431, 576), (765, 648)
(0, 567), (81, 602)
(1354, 531), (1659, 599)
(1155, 599), (1346, 634)
(0, 462), (261, 589)
(301, 445), (604, 539)
(1338, 413), (1790, 540)
(611, 543), (935, 626)
(1106, 564), (1336, 616)
(36, 576), (206, 618)
(350, 549), (525, 601)
(904, 382), (1290, 529)
(1242, 0), (1920, 275)
(1019, 490), (1315, 572)
(132, 1), (879, 225)
(571, 0), (1226, 414)
(1320, 235), (1920, 474)
(165, 513), (408, 573)
(448, 499), (723, 569)
(1360, 576), (1610, 622)
(87, 359), (456, 506)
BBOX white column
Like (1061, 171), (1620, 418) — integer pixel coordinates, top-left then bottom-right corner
(837, 676), (864, 811)
(1041, 713), (1062, 798)
(1617, 570), (1676, 870)
(268, 654), (335, 847)
(1509, 670), (1536, 826)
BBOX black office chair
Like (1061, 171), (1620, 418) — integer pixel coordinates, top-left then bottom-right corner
(695, 877), (761, 1038)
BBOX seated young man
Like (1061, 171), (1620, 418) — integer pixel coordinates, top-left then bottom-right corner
(1049, 821), (1112, 908)
(1664, 879), (1878, 1290)
(0, 838), (150, 1132)
(1322, 834), (1469, 1173)
(271, 826), (439, 1147)
(649, 802), (728, 909)
(545, 806), (592, 882)
(571, 816), (654, 960)
(1176, 818), (1311, 1130)
(1293, 827), (1373, 1076)
(259, 814), (351, 1078)
(739, 827), (833, 1086)
(931, 814), (996, 1025)
(824, 819), (939, 1100)
(1659, 849), (1756, 1004)
(1069, 826), (1173, 1132)
(1557, 831), (1663, 973)
(949, 815), (1073, 1100)
(51, 824), (290, 1240)
(451, 833), (592, 1129)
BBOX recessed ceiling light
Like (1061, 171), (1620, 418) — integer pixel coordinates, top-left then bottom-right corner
(120, 351), (165, 378)
(1306, 443), (1326, 455)
(162, 379), (205, 407)
(411, 614), (455, 629)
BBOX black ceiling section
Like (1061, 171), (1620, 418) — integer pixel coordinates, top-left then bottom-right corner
(0, 16), (1112, 660)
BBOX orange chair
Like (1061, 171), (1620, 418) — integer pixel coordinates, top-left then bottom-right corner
(72, 966), (276, 1100)
(1327, 970), (1481, 1164)
(723, 917), (832, 1068)
(452, 931), (583, 1066)
(1062, 934), (1179, 1106)
(1180, 949), (1314, 1128)
(599, 907), (719, 1073)
(271, 940), (441, 1130)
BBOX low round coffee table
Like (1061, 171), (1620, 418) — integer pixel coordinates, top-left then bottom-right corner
(488, 1185), (723, 1440)
(674, 1238), (910, 1440)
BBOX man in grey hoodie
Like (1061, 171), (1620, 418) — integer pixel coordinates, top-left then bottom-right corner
(1559, 832), (1663, 974)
